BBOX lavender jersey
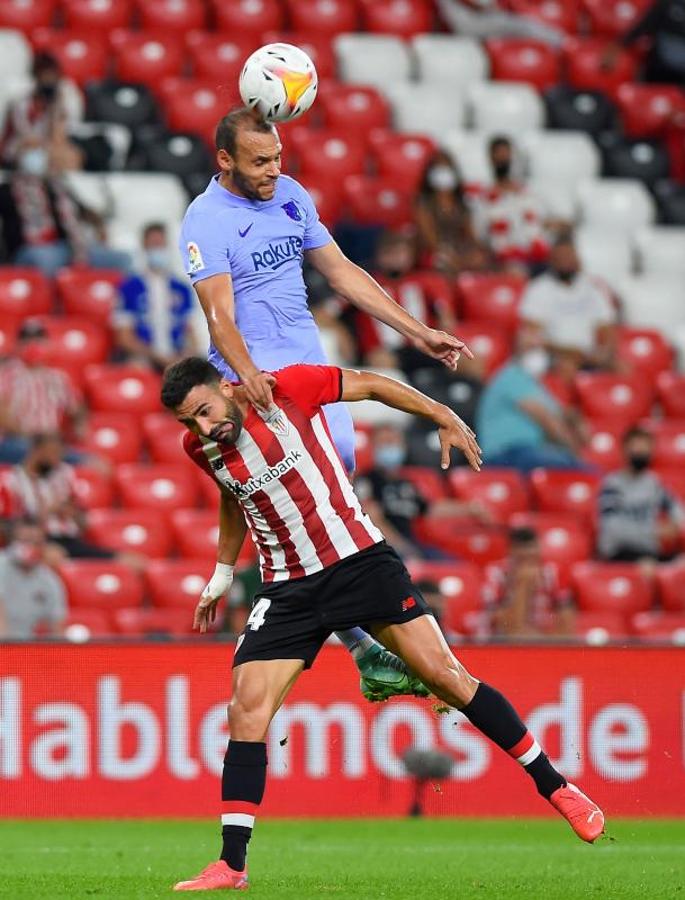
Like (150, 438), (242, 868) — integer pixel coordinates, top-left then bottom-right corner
(179, 173), (356, 469)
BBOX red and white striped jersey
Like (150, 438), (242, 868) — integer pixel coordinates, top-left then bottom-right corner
(183, 364), (384, 583)
(0, 359), (80, 436)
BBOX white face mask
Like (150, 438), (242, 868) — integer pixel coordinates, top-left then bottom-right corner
(427, 165), (458, 192)
(19, 147), (48, 177)
(145, 248), (170, 271)
(519, 348), (549, 379)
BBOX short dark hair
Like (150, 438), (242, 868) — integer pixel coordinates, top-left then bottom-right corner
(142, 222), (166, 240)
(623, 425), (653, 446)
(509, 526), (538, 546)
(215, 106), (275, 155)
(32, 51), (60, 78)
(160, 357), (222, 410)
(488, 135), (512, 154)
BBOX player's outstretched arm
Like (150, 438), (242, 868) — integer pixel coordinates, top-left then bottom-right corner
(306, 242), (473, 371)
(194, 488), (248, 634)
(340, 368), (482, 472)
(194, 274), (276, 410)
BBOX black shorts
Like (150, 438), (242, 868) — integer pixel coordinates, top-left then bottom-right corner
(233, 541), (430, 669)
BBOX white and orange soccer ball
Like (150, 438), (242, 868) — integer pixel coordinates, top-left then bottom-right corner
(239, 43), (318, 123)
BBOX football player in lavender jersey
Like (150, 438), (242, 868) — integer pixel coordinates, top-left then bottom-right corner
(178, 107), (474, 701)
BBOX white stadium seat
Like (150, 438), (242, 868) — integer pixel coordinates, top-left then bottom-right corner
(577, 179), (655, 232)
(386, 83), (466, 140)
(466, 81), (544, 133)
(521, 131), (601, 184)
(412, 35), (489, 84)
(441, 130), (492, 184)
(0, 75), (32, 132)
(528, 179), (578, 221)
(334, 35), (412, 88)
(634, 226), (685, 277)
(0, 30), (31, 81)
(576, 227), (634, 282)
(618, 275), (685, 334)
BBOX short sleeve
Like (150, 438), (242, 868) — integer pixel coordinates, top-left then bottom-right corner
(587, 278), (616, 324)
(179, 208), (232, 285)
(519, 279), (551, 323)
(274, 364), (342, 413)
(296, 183), (332, 250)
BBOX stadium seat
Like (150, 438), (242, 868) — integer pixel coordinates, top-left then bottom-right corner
(520, 131), (601, 184)
(299, 175), (344, 226)
(564, 38), (637, 98)
(170, 509), (259, 567)
(334, 34), (411, 88)
(30, 29), (107, 85)
(160, 78), (236, 145)
(449, 322), (511, 378)
(602, 137), (670, 185)
(142, 132), (212, 179)
(467, 81), (544, 132)
(112, 32), (184, 92)
(657, 372), (685, 419)
(186, 32), (256, 81)
(261, 32), (336, 80)
(617, 275), (683, 333)
(412, 35), (489, 83)
(508, 0), (580, 33)
(63, 0), (133, 30)
(144, 558), (214, 608)
(115, 463), (199, 512)
(414, 561), (487, 636)
(582, 0), (652, 37)
(655, 560), (685, 612)
(385, 83), (467, 142)
(643, 420), (685, 469)
(654, 179), (685, 226)
(0, 0), (56, 30)
(630, 611), (685, 641)
(137, 0), (206, 32)
(112, 606), (197, 636)
(544, 86), (617, 135)
(293, 128), (367, 181)
(485, 39), (561, 92)
(616, 327), (673, 379)
(0, 28), (31, 78)
(84, 365), (162, 415)
(86, 507), (173, 556)
(413, 520), (510, 566)
(318, 84), (390, 133)
(85, 81), (159, 131)
(581, 421), (625, 471)
(64, 607), (114, 638)
(571, 561), (653, 615)
(287, 0), (358, 33)
(396, 466), (448, 504)
(408, 371), (482, 433)
(361, 0), (434, 37)
(575, 226), (633, 281)
(0, 316), (19, 357)
(212, 0), (284, 36)
(72, 467), (115, 509)
(441, 130), (493, 184)
(33, 316), (110, 372)
(82, 412), (143, 466)
(616, 84), (685, 139)
(58, 560), (144, 609)
(574, 610), (629, 642)
(575, 372), (653, 426)
(634, 226), (685, 277)
(448, 468), (529, 523)
(577, 178), (655, 231)
(508, 512), (592, 567)
(55, 268), (122, 323)
(343, 176), (414, 229)
(104, 172), (189, 253)
(0, 268), (52, 317)
(529, 469), (600, 522)
(142, 412), (187, 464)
(456, 273), (525, 332)
(528, 179), (578, 221)
(367, 131), (436, 190)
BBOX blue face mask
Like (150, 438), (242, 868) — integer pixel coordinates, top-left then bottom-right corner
(145, 248), (169, 271)
(374, 444), (406, 470)
(19, 147), (48, 177)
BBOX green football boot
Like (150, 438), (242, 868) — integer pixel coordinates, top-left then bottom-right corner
(357, 644), (431, 702)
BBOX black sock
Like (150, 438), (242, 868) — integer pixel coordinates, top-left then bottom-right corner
(220, 740), (267, 871)
(461, 682), (566, 799)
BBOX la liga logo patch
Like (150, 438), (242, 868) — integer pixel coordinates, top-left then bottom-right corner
(187, 241), (204, 274)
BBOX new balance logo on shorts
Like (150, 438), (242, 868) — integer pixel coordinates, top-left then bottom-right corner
(228, 450), (303, 499)
(402, 597), (417, 612)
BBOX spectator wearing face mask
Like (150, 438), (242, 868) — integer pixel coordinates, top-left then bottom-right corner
(0, 518), (66, 639)
(415, 152), (490, 276)
(437, 0), (566, 47)
(602, 0), (685, 85)
(476, 323), (587, 472)
(113, 223), (199, 371)
(598, 427), (684, 564)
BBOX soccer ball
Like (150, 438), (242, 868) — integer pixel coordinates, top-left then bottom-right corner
(239, 43), (318, 123)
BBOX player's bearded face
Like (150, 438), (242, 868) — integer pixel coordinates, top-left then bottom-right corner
(209, 394), (244, 446)
(226, 131), (281, 202)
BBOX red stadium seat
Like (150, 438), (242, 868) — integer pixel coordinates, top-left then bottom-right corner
(0, 268), (52, 317)
(298, 176), (345, 227)
(616, 84), (685, 139)
(456, 273), (525, 332)
(185, 32), (257, 82)
(286, 0), (359, 35)
(360, 0), (434, 38)
(58, 560), (144, 609)
(137, 0), (206, 33)
(368, 131), (437, 190)
(261, 32), (337, 81)
(30, 30), (107, 85)
(617, 327), (674, 380)
(293, 128), (367, 180)
(212, 0), (284, 36)
(72, 467), (115, 509)
(0, 0), (56, 30)
(84, 365), (162, 415)
(81, 412), (143, 465)
(115, 463), (199, 511)
(575, 372), (654, 427)
(55, 268), (123, 324)
(343, 176), (414, 229)
(318, 84), (390, 134)
(655, 561), (685, 611)
(397, 466), (448, 503)
(508, 511), (592, 566)
(565, 38), (637, 99)
(170, 508), (259, 567)
(529, 469), (600, 522)
(448, 468), (529, 523)
(112, 606), (195, 636)
(0, 316), (20, 357)
(485, 39), (562, 92)
(112, 31), (185, 91)
(571, 561), (653, 614)
(657, 467), (685, 504)
(64, 607), (114, 638)
(574, 610), (629, 641)
(196, 469), (222, 508)
(657, 371), (685, 419)
(581, 421), (624, 471)
(145, 558), (214, 608)
(630, 610), (685, 640)
(582, 0), (652, 37)
(142, 412), (187, 464)
(86, 508), (174, 556)
(32, 315), (110, 370)
(406, 560), (486, 635)
(353, 422), (373, 476)
(643, 420), (685, 469)
(450, 322), (512, 377)
(413, 520), (510, 566)
(161, 78), (236, 145)
(508, 0), (580, 34)
(63, 0), (133, 30)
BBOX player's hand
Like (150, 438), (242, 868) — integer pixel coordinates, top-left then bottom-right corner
(437, 414), (482, 472)
(412, 328), (474, 372)
(194, 563), (234, 634)
(241, 371), (277, 411)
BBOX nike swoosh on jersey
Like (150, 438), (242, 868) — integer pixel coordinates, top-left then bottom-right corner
(238, 224), (254, 237)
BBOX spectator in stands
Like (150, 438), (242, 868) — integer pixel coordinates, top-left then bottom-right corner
(477, 323), (587, 472)
(519, 234), (617, 381)
(0, 138), (130, 277)
(488, 527), (575, 638)
(603, 0), (685, 85)
(471, 136), (549, 274)
(415, 151), (490, 277)
(356, 423), (493, 560)
(0, 320), (88, 465)
(0, 517), (66, 639)
(597, 426), (684, 564)
(437, 0), (566, 47)
(113, 223), (199, 371)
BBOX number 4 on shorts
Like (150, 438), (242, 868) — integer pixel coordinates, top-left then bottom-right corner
(247, 597), (271, 631)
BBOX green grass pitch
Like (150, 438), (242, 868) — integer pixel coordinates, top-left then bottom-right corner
(1, 818), (683, 899)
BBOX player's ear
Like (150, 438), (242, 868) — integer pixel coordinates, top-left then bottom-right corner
(219, 379), (234, 398)
(216, 148), (232, 173)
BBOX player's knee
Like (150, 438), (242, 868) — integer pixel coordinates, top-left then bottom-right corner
(228, 692), (272, 742)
